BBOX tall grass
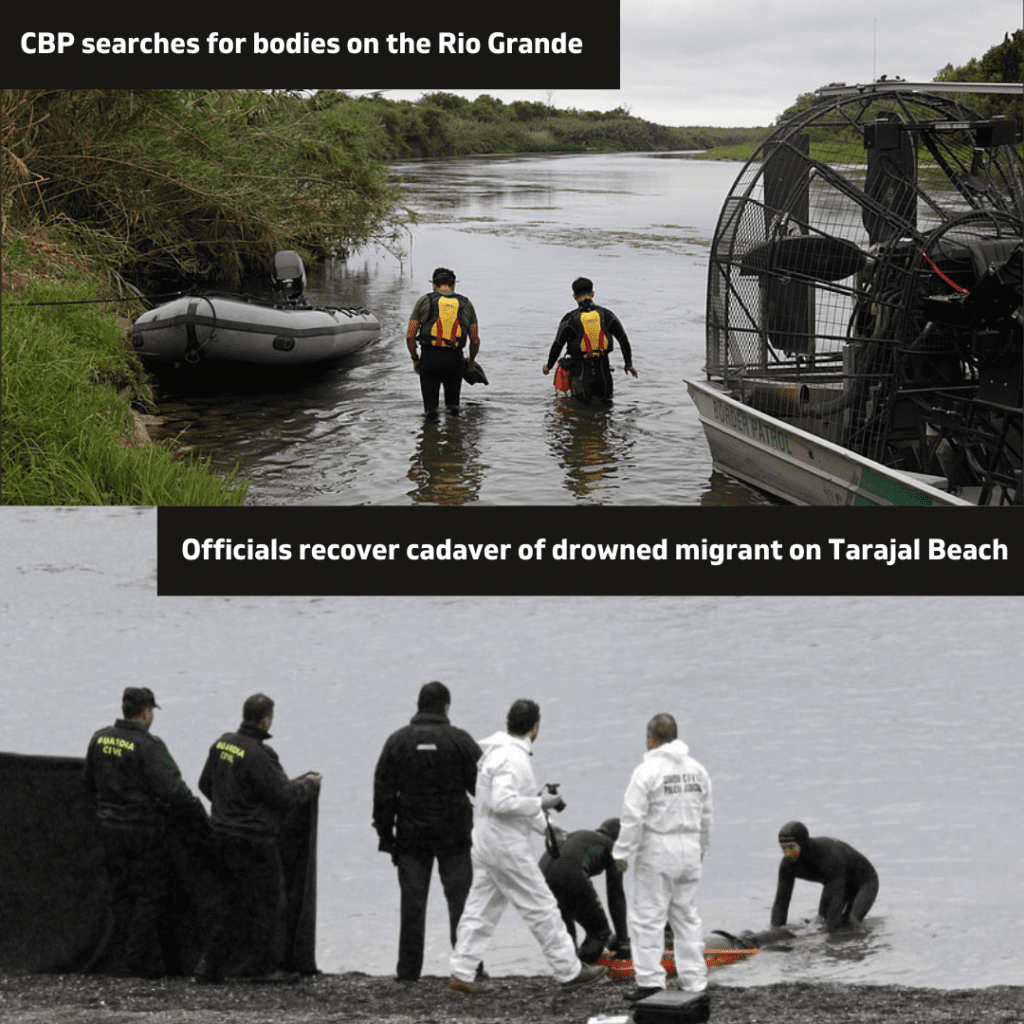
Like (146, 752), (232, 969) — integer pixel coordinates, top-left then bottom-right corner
(2, 276), (248, 505)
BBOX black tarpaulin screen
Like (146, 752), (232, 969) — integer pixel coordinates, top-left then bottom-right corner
(0, 751), (318, 976)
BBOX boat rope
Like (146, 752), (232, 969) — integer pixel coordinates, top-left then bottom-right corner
(7, 292), (184, 308)
(918, 250), (970, 294)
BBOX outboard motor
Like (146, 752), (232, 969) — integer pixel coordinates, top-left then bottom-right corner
(271, 250), (307, 304)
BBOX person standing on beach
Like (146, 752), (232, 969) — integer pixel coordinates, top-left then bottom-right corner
(83, 686), (208, 978)
(373, 681), (482, 983)
(195, 693), (321, 985)
(448, 699), (606, 994)
(771, 821), (879, 932)
(613, 712), (713, 1004)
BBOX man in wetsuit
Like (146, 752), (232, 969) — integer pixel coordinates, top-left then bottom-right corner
(542, 277), (636, 401)
(196, 693), (321, 984)
(540, 818), (630, 964)
(771, 821), (879, 932)
(407, 267), (481, 415)
(373, 682), (482, 983)
(83, 687), (208, 977)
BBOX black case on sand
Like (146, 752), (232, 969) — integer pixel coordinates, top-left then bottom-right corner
(633, 990), (711, 1024)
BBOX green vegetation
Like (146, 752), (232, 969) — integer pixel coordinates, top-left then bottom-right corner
(3, 263), (248, 505)
(935, 29), (1023, 125)
(331, 91), (765, 159)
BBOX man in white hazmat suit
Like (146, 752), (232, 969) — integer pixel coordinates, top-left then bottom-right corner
(613, 713), (713, 1003)
(447, 699), (606, 994)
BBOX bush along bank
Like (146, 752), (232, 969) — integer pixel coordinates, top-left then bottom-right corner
(2, 246), (249, 506)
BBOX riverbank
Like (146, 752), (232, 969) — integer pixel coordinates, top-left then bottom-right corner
(1, 229), (249, 505)
(1, 972), (1020, 1023)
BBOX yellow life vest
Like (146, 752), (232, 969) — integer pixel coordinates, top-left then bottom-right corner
(427, 294), (465, 347)
(578, 308), (609, 357)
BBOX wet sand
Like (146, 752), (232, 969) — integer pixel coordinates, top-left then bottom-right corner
(1, 972), (1020, 1023)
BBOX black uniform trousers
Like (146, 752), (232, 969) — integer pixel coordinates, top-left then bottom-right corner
(199, 832), (287, 980)
(418, 346), (465, 412)
(394, 848), (473, 981)
(99, 823), (181, 976)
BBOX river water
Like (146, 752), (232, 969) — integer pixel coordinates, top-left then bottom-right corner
(3, 507), (1022, 989)
(148, 152), (767, 506)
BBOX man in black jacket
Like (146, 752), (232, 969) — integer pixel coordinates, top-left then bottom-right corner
(196, 693), (321, 984)
(373, 681), (482, 982)
(771, 821), (879, 932)
(83, 686), (207, 977)
(540, 818), (630, 964)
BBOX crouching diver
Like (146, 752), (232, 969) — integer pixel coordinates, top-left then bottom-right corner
(771, 821), (879, 932)
(543, 277), (636, 401)
(540, 818), (630, 964)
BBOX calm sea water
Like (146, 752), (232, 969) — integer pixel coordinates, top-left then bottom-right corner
(148, 153), (767, 507)
(2, 507), (1022, 988)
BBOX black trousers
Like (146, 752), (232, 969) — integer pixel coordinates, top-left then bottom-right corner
(199, 832), (286, 979)
(418, 347), (465, 412)
(545, 868), (611, 964)
(394, 848), (473, 981)
(99, 824), (181, 976)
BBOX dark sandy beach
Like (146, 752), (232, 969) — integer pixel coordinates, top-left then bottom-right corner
(1, 972), (1020, 1023)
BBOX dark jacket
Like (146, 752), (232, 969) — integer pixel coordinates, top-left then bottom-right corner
(198, 722), (316, 840)
(83, 718), (206, 832)
(372, 711), (482, 855)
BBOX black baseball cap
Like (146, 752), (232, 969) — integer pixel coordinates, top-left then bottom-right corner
(122, 687), (160, 714)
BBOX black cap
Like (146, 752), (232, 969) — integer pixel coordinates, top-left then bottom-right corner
(122, 687), (160, 715)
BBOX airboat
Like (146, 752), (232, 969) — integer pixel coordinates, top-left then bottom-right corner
(131, 250), (380, 366)
(686, 81), (1023, 506)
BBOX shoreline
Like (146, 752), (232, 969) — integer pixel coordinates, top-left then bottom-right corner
(1, 972), (1020, 1023)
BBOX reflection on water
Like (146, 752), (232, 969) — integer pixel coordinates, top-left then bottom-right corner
(407, 411), (486, 505)
(544, 399), (637, 502)
(141, 153), (757, 506)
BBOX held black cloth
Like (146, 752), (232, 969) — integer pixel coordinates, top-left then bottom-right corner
(0, 751), (318, 977)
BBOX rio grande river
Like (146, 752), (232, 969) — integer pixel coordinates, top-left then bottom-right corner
(3, 509), (1022, 988)
(148, 152), (768, 506)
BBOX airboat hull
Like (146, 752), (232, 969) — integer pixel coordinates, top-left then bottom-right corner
(686, 378), (972, 507)
(131, 293), (380, 366)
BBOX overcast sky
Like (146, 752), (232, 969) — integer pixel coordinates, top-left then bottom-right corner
(354, 0), (1021, 127)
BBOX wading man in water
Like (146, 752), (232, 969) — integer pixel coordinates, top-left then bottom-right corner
(407, 267), (481, 416)
(543, 277), (636, 401)
(771, 821), (879, 932)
